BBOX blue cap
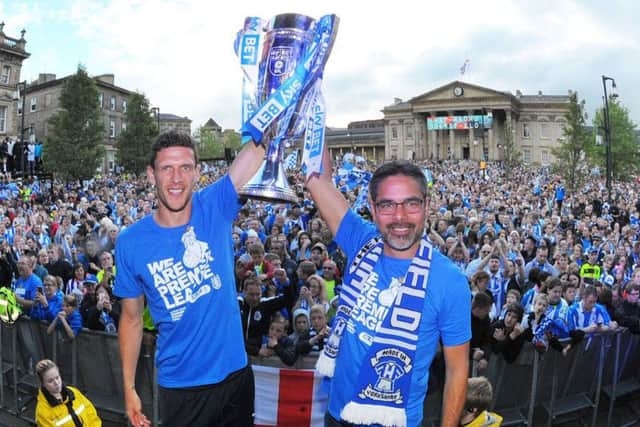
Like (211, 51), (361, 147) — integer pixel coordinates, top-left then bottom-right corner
(83, 275), (98, 285)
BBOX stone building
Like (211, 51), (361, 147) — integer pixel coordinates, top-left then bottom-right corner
(325, 119), (385, 164)
(158, 113), (192, 135)
(0, 23), (30, 140)
(23, 73), (131, 173)
(382, 81), (571, 164)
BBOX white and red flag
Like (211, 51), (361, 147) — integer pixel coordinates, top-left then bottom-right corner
(253, 365), (328, 427)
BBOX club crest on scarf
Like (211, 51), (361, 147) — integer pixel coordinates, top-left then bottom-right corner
(361, 347), (412, 404)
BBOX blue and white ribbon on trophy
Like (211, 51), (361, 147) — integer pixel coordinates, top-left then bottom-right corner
(235, 14), (338, 178)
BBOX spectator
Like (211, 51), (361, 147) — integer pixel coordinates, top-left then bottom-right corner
(309, 242), (327, 274)
(14, 255), (43, 312)
(567, 286), (617, 334)
(496, 288), (521, 320)
(522, 293), (564, 354)
(35, 359), (102, 426)
(320, 259), (342, 302)
(458, 376), (502, 427)
(490, 303), (526, 363)
(77, 238), (101, 275)
(30, 275), (63, 322)
(86, 283), (120, 333)
(45, 244), (73, 285)
(614, 283), (640, 333)
(257, 315), (297, 367)
(288, 308), (310, 347)
(96, 250), (115, 288)
(292, 274), (329, 314)
(295, 304), (329, 356)
(238, 277), (293, 356)
(65, 263), (86, 298)
(243, 243), (274, 284)
(46, 295), (82, 339)
(470, 292), (493, 371)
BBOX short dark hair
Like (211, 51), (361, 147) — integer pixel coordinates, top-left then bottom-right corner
(505, 303), (524, 322)
(472, 291), (492, 309)
(369, 161), (427, 202)
(149, 130), (198, 168)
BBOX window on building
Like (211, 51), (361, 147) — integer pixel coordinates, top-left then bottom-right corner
(391, 126), (398, 139)
(98, 93), (104, 109)
(122, 122), (127, 132)
(0, 106), (6, 132)
(122, 100), (127, 113)
(109, 120), (116, 138)
(541, 150), (550, 165)
(539, 123), (550, 139)
(17, 97), (22, 115)
(405, 124), (414, 139)
(30, 97), (37, 112)
(522, 122), (530, 138)
(523, 149), (531, 164)
(45, 93), (52, 107)
(0, 66), (10, 85)
(110, 96), (116, 111)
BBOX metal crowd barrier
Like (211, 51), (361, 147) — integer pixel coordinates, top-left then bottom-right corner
(1, 318), (639, 427)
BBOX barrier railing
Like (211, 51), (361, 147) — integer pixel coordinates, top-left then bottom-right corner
(1, 318), (639, 426)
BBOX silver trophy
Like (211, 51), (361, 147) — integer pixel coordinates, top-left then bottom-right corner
(237, 13), (337, 203)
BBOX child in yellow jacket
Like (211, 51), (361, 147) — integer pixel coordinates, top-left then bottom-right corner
(459, 376), (503, 427)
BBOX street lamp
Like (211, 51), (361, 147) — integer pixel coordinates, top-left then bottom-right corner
(602, 75), (617, 203)
(13, 81), (27, 177)
(151, 107), (161, 133)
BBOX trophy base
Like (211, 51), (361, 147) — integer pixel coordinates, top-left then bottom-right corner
(238, 161), (299, 204)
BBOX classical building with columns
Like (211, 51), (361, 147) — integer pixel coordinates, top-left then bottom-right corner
(382, 81), (571, 164)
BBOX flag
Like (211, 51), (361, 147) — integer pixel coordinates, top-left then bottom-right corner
(253, 365), (328, 427)
(460, 59), (470, 75)
(284, 150), (299, 171)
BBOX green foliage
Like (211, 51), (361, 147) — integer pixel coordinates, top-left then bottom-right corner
(501, 123), (520, 178)
(116, 92), (157, 173)
(589, 98), (639, 181)
(551, 92), (591, 191)
(43, 66), (104, 180)
(195, 126), (242, 161)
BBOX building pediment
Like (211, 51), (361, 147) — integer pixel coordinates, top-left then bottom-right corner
(410, 81), (513, 104)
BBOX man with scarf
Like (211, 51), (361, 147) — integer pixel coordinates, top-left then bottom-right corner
(306, 149), (471, 427)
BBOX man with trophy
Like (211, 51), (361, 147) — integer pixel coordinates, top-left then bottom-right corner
(236, 11), (470, 427)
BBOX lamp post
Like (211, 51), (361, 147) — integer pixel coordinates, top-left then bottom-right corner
(151, 107), (161, 133)
(602, 75), (617, 203)
(15, 80), (27, 177)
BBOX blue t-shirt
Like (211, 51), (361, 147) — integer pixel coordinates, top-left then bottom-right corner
(114, 175), (247, 388)
(14, 274), (42, 302)
(327, 211), (471, 426)
(30, 290), (63, 322)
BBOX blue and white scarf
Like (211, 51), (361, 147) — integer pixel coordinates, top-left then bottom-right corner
(316, 234), (433, 427)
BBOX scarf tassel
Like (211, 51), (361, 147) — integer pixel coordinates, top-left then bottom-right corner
(315, 351), (336, 377)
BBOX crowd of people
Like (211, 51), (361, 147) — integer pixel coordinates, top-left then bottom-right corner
(1, 135), (640, 425)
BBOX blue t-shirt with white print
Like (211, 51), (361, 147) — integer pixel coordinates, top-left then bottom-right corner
(114, 175), (247, 388)
(327, 211), (471, 427)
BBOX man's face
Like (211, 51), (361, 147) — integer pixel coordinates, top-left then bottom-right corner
(322, 262), (335, 278)
(548, 285), (563, 305)
(100, 253), (113, 268)
(536, 247), (548, 263)
(147, 146), (199, 215)
(16, 259), (32, 277)
(488, 258), (500, 274)
(370, 175), (426, 257)
(244, 284), (262, 308)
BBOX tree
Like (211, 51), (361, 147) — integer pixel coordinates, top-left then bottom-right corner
(43, 66), (104, 180)
(589, 97), (639, 181)
(196, 126), (222, 159)
(551, 92), (591, 191)
(501, 123), (520, 179)
(116, 92), (157, 174)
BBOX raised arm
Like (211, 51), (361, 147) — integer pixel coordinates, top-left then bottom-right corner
(228, 142), (267, 192)
(304, 148), (349, 237)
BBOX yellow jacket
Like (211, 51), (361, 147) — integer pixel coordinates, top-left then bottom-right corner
(464, 410), (503, 427)
(36, 386), (102, 426)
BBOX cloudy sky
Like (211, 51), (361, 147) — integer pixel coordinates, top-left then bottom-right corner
(2, 0), (639, 132)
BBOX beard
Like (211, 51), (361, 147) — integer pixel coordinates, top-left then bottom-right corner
(381, 222), (424, 252)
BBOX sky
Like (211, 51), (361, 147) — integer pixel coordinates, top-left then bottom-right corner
(1, 0), (639, 132)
